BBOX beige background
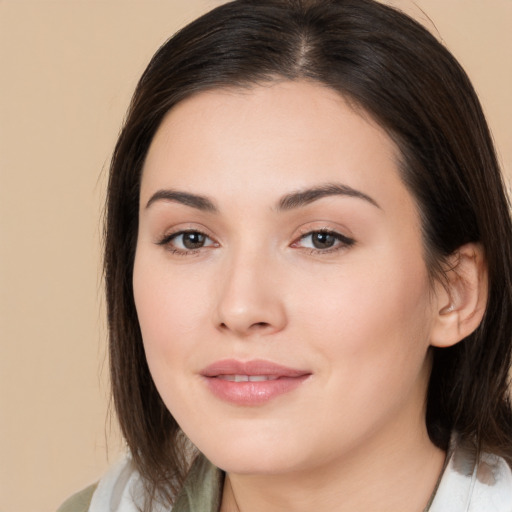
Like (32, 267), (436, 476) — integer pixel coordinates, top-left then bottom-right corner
(0, 1), (510, 511)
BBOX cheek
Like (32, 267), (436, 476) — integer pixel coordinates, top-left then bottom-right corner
(132, 251), (211, 367)
(293, 250), (434, 371)
(291, 258), (434, 441)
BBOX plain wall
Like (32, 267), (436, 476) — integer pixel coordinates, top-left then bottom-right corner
(0, 1), (510, 511)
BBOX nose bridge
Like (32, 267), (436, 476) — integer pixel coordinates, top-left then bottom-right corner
(215, 241), (287, 336)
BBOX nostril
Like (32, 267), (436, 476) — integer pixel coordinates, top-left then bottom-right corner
(251, 322), (270, 329)
(217, 321), (270, 333)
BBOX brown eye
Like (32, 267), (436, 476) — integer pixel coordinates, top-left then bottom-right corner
(158, 230), (217, 253)
(179, 232), (207, 249)
(311, 232), (337, 249)
(293, 230), (355, 253)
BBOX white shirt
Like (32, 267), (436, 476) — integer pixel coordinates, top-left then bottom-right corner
(89, 440), (512, 512)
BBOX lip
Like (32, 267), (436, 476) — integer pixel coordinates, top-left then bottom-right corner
(200, 359), (311, 406)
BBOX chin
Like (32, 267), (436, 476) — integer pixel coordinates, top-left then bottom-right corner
(191, 426), (314, 476)
(207, 450), (301, 476)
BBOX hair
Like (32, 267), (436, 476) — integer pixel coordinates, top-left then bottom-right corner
(104, 0), (512, 507)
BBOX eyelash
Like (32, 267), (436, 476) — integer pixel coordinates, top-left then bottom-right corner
(292, 228), (356, 255)
(157, 228), (355, 256)
(157, 229), (218, 256)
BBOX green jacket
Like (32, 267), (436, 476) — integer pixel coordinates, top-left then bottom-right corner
(57, 484), (97, 512)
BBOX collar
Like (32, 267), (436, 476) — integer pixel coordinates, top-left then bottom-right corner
(91, 438), (512, 512)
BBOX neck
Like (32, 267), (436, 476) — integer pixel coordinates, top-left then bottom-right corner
(220, 423), (445, 512)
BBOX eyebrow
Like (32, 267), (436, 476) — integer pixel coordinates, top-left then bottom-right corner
(145, 189), (218, 212)
(145, 182), (380, 213)
(277, 183), (380, 211)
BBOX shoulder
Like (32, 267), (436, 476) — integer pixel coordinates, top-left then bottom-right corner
(469, 451), (512, 512)
(430, 438), (512, 512)
(57, 455), (143, 512)
(57, 484), (97, 512)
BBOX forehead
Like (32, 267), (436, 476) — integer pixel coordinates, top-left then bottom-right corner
(141, 80), (411, 215)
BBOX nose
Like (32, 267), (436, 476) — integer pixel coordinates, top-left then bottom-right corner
(214, 250), (288, 337)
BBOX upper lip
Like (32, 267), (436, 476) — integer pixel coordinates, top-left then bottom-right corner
(200, 359), (310, 378)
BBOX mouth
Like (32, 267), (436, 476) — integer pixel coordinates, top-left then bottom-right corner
(217, 374), (280, 382)
(200, 359), (311, 406)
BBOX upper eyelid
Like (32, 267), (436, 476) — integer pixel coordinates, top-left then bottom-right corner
(294, 229), (355, 245)
(157, 229), (218, 254)
(297, 227), (344, 236)
(294, 224), (355, 240)
(157, 225), (216, 242)
(155, 225), (355, 248)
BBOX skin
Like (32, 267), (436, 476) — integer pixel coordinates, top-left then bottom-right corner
(133, 81), (476, 511)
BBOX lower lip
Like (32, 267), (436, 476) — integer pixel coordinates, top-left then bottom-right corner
(203, 375), (309, 406)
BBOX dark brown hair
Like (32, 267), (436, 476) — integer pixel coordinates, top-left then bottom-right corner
(104, 0), (512, 507)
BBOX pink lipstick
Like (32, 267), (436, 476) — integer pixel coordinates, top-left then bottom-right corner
(200, 359), (311, 405)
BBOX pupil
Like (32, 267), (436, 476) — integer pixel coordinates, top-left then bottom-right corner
(183, 232), (205, 249)
(312, 232), (335, 249)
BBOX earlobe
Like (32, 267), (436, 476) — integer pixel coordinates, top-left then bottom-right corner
(430, 243), (488, 348)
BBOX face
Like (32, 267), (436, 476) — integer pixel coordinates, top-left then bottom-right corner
(134, 81), (438, 476)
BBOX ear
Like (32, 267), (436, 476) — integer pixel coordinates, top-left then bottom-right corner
(430, 243), (488, 348)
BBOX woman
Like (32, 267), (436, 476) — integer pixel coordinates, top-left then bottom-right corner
(59, 0), (512, 511)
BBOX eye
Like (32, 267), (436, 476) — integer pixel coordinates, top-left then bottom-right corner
(158, 230), (218, 254)
(292, 229), (355, 253)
